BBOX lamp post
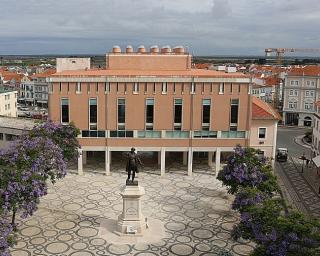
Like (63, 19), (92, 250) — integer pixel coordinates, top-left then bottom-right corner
(300, 152), (307, 173)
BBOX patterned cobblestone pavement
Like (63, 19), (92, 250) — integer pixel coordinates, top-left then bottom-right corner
(10, 157), (255, 256)
(276, 156), (320, 218)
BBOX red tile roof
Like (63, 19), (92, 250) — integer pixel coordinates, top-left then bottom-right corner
(31, 68), (56, 78)
(288, 65), (320, 76)
(0, 71), (24, 83)
(252, 96), (281, 120)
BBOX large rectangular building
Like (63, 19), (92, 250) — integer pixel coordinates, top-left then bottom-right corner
(48, 45), (253, 176)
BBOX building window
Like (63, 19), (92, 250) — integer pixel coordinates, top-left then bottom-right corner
(146, 98), (154, 130)
(305, 90), (314, 97)
(173, 83), (176, 94)
(133, 82), (139, 94)
(258, 127), (266, 139)
(304, 102), (313, 111)
(162, 82), (167, 94)
(96, 83), (99, 93)
(61, 98), (69, 123)
(118, 98), (125, 130)
(153, 83), (156, 94)
(174, 99), (182, 130)
(288, 101), (297, 109)
(0, 133), (3, 140)
(202, 99), (211, 130)
(89, 98), (97, 130)
(210, 83), (213, 93)
(289, 89), (298, 96)
(124, 83), (127, 94)
(202, 83), (205, 94)
(144, 83), (147, 93)
(219, 83), (224, 94)
(290, 80), (299, 86)
(116, 83), (119, 93)
(67, 83), (70, 92)
(76, 82), (81, 93)
(230, 99), (239, 128)
(181, 83), (184, 94)
(191, 82), (196, 94)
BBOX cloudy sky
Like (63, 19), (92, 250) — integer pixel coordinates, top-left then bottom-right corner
(1, 0), (320, 55)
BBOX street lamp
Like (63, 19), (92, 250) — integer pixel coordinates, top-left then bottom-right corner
(300, 152), (307, 173)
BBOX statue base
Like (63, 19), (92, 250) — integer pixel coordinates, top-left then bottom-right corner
(116, 185), (146, 235)
(126, 180), (138, 186)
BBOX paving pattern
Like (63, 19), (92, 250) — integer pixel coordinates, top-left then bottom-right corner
(10, 160), (255, 256)
(276, 156), (320, 218)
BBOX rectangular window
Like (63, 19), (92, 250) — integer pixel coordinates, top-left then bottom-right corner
(59, 83), (62, 92)
(182, 83), (184, 94)
(210, 83), (213, 93)
(0, 133), (3, 140)
(116, 83), (119, 93)
(124, 83), (127, 94)
(191, 82), (196, 94)
(133, 82), (139, 94)
(67, 83), (70, 92)
(61, 98), (69, 123)
(118, 98), (125, 130)
(202, 83), (205, 94)
(76, 82), (81, 93)
(202, 99), (211, 130)
(230, 99), (239, 126)
(144, 83), (147, 93)
(258, 128), (266, 139)
(89, 98), (97, 130)
(96, 83), (99, 93)
(153, 83), (156, 94)
(174, 99), (182, 130)
(304, 102), (313, 110)
(219, 83), (224, 94)
(146, 98), (154, 130)
(173, 83), (176, 94)
(162, 82), (167, 94)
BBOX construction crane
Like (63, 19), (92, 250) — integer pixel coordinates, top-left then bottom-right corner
(265, 48), (320, 64)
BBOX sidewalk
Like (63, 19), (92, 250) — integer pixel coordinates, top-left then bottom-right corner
(294, 135), (311, 149)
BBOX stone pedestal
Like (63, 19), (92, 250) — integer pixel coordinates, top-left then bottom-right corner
(117, 185), (146, 235)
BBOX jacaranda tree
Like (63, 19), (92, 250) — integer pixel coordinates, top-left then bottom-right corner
(218, 145), (320, 256)
(0, 121), (80, 256)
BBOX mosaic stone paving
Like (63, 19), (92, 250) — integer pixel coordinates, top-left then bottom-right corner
(10, 161), (255, 256)
(277, 156), (320, 218)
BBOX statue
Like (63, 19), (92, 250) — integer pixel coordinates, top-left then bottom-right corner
(125, 148), (143, 184)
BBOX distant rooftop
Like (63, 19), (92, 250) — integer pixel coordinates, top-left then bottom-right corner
(0, 86), (17, 94)
(0, 116), (35, 130)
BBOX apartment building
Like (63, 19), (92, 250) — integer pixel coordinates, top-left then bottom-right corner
(48, 45), (253, 176)
(0, 87), (18, 117)
(283, 66), (320, 126)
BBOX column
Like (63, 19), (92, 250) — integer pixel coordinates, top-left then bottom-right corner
(208, 152), (213, 167)
(83, 151), (87, 165)
(215, 148), (221, 176)
(158, 151), (161, 165)
(160, 148), (165, 176)
(78, 148), (83, 175)
(105, 147), (110, 176)
(183, 151), (187, 165)
(188, 148), (193, 176)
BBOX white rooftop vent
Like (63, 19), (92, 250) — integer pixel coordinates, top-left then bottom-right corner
(226, 66), (237, 73)
(126, 45), (133, 53)
(173, 46), (185, 54)
(137, 45), (146, 53)
(112, 45), (121, 53)
(161, 46), (172, 54)
(150, 45), (159, 53)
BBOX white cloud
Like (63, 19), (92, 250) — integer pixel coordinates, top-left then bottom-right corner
(0, 0), (320, 55)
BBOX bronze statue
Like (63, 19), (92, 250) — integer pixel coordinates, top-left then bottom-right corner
(126, 148), (143, 184)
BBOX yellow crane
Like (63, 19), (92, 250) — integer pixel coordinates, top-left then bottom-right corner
(264, 48), (320, 64)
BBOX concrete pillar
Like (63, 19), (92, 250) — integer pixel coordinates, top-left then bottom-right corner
(160, 148), (165, 176)
(105, 147), (110, 176)
(78, 148), (83, 175)
(188, 148), (193, 176)
(83, 151), (87, 165)
(215, 148), (221, 176)
(183, 151), (188, 165)
(208, 152), (213, 167)
(158, 151), (161, 165)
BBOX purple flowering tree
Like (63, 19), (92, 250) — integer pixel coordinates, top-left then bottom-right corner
(0, 121), (79, 256)
(217, 146), (320, 256)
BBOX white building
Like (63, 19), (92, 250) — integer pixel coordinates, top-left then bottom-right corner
(0, 87), (18, 117)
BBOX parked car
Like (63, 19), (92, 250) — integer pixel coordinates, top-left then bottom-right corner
(276, 148), (288, 162)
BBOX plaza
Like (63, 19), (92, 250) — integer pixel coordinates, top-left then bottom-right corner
(10, 159), (254, 256)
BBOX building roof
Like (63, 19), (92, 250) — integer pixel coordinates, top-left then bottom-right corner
(287, 65), (320, 76)
(0, 116), (35, 130)
(0, 71), (24, 83)
(0, 86), (17, 94)
(252, 96), (281, 120)
(31, 68), (56, 79)
(51, 68), (249, 79)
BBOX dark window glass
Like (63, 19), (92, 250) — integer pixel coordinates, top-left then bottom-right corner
(82, 131), (90, 137)
(118, 131), (125, 137)
(0, 133), (3, 140)
(202, 99), (211, 124)
(98, 131), (105, 137)
(118, 99), (125, 123)
(61, 99), (69, 123)
(146, 99), (154, 123)
(174, 99), (182, 123)
(126, 131), (134, 137)
(259, 128), (266, 139)
(89, 98), (97, 123)
(110, 131), (117, 137)
(89, 130), (98, 137)
(230, 99), (239, 124)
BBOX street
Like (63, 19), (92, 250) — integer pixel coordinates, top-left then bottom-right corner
(275, 126), (320, 218)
